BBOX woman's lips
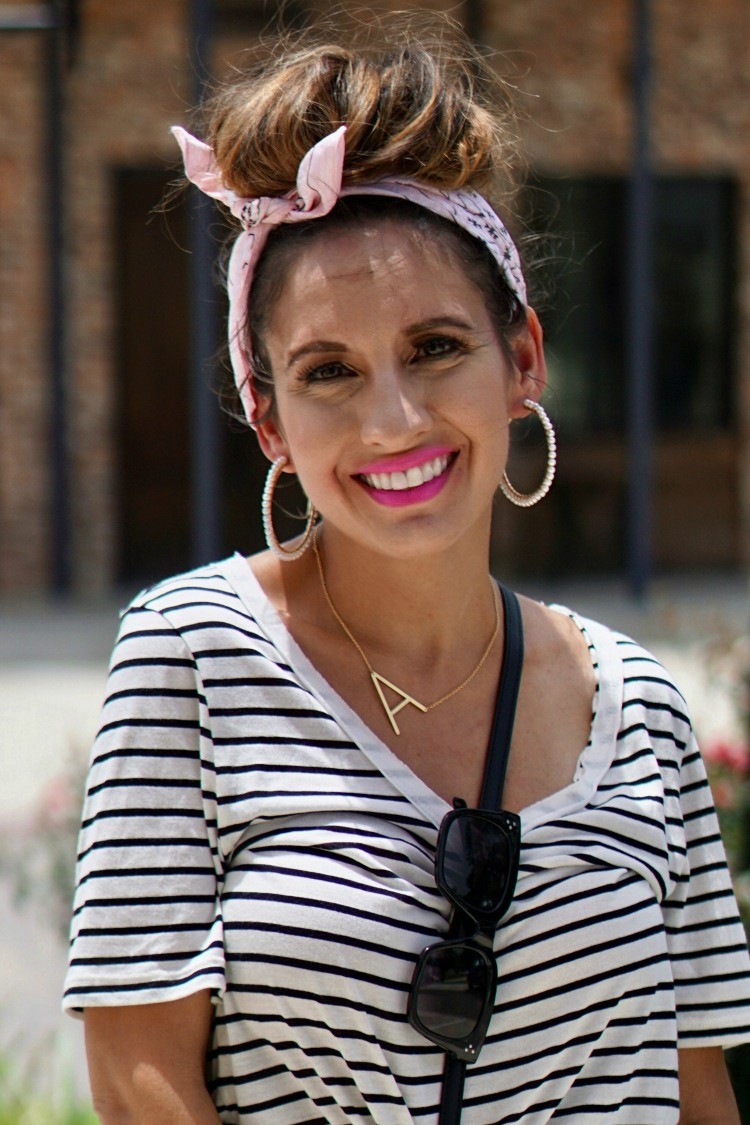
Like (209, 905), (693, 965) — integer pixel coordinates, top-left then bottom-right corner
(354, 445), (455, 476)
(355, 451), (458, 507)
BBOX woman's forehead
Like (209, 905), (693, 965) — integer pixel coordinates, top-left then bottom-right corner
(267, 223), (489, 335)
(286, 222), (445, 279)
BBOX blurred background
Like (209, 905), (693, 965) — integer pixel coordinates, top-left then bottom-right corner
(0, 0), (749, 1119)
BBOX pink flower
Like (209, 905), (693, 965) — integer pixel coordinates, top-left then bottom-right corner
(704, 738), (750, 773)
(711, 777), (737, 810)
(36, 774), (75, 825)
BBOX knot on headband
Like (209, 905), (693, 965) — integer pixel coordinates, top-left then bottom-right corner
(172, 124), (347, 232)
(171, 124), (527, 427)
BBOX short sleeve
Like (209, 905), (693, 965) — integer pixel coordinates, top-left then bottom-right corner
(63, 604), (225, 1016)
(663, 731), (750, 1047)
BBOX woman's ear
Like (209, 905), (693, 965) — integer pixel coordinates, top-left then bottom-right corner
(508, 307), (547, 419)
(254, 405), (294, 469)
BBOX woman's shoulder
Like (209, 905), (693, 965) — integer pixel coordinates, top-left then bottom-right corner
(525, 595), (692, 727)
(115, 555), (268, 653)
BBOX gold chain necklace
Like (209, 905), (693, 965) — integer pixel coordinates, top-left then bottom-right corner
(312, 531), (501, 736)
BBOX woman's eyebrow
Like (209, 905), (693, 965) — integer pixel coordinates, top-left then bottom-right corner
(285, 317), (476, 368)
(286, 340), (348, 367)
(405, 316), (476, 334)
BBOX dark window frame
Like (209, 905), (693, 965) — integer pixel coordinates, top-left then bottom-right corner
(526, 174), (738, 440)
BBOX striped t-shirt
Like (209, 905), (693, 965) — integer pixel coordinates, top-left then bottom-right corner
(64, 555), (750, 1123)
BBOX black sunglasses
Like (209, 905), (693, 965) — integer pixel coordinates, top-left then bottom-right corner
(407, 803), (521, 1063)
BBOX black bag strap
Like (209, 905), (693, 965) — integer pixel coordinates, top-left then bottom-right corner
(438, 583), (524, 1125)
(479, 584), (524, 813)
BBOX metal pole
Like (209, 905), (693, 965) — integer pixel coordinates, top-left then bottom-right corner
(45, 7), (70, 594)
(626, 0), (655, 599)
(0, 5), (56, 29)
(464, 0), (484, 43)
(187, 0), (222, 566)
(2, 3), (71, 592)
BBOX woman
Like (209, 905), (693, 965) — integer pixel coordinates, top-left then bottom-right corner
(64, 25), (750, 1124)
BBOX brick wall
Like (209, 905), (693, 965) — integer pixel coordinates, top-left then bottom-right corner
(0, 31), (49, 591)
(1, 0), (749, 593)
(493, 0), (750, 560)
(0, 0), (189, 595)
(65, 0), (189, 595)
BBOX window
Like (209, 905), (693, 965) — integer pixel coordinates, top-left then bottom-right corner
(527, 176), (736, 439)
(115, 167), (295, 586)
(490, 175), (739, 577)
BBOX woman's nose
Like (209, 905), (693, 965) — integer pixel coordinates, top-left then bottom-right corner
(359, 371), (431, 448)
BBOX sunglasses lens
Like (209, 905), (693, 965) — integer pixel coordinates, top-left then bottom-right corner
(442, 815), (513, 915)
(414, 944), (489, 1039)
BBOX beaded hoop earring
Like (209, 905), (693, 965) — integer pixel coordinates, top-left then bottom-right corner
(261, 456), (318, 561)
(500, 399), (557, 508)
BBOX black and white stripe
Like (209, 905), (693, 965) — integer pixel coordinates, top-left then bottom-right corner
(64, 556), (750, 1123)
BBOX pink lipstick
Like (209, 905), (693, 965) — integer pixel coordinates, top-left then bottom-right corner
(355, 445), (455, 476)
(355, 450), (458, 508)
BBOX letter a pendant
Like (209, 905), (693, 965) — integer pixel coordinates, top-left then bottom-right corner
(370, 671), (428, 735)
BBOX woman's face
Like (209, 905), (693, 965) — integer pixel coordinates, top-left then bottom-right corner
(256, 221), (545, 560)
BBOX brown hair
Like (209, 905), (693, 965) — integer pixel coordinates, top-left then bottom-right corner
(204, 23), (523, 208)
(198, 17), (529, 418)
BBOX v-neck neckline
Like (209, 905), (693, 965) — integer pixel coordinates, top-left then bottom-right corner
(217, 553), (623, 834)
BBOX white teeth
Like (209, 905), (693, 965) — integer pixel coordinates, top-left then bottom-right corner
(361, 454), (452, 491)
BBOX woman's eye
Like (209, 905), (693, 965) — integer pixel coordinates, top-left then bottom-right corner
(414, 336), (466, 361)
(300, 361), (353, 384)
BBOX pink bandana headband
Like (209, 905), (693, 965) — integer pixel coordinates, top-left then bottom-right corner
(172, 124), (527, 426)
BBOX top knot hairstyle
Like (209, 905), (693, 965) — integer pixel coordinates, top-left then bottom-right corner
(184, 17), (531, 422)
(203, 30), (522, 206)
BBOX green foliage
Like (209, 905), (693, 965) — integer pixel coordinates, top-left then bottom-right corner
(0, 1050), (97, 1124)
(0, 755), (97, 1121)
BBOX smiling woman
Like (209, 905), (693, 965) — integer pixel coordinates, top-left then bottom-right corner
(64, 15), (750, 1125)
(253, 220), (540, 563)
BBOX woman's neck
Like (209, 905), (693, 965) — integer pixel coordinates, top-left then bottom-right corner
(281, 521), (498, 670)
